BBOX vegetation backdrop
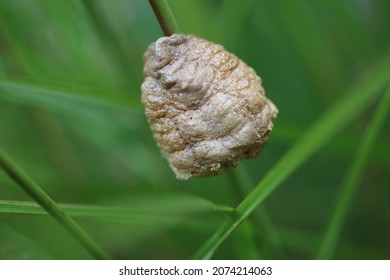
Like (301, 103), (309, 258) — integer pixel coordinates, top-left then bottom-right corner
(0, 0), (389, 259)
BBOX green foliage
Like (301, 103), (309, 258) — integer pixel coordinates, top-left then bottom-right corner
(0, 0), (389, 259)
(317, 85), (390, 259)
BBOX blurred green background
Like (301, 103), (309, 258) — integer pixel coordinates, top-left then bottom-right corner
(0, 0), (389, 259)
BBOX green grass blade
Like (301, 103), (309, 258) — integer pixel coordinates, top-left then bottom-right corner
(0, 79), (142, 113)
(0, 148), (111, 260)
(232, 166), (285, 258)
(193, 57), (390, 259)
(0, 199), (233, 220)
(225, 170), (263, 259)
(0, 199), (232, 231)
(316, 84), (390, 259)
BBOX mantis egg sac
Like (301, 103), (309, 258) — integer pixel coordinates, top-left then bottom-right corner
(141, 34), (278, 180)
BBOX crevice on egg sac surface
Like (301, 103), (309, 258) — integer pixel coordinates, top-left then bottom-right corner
(141, 34), (278, 180)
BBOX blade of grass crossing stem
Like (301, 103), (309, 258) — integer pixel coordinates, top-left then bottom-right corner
(225, 170), (263, 259)
(0, 200), (233, 231)
(0, 200), (234, 217)
(316, 84), (390, 259)
(233, 167), (285, 258)
(0, 148), (111, 259)
(193, 58), (390, 259)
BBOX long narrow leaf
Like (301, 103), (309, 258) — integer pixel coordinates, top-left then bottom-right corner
(316, 84), (390, 259)
(0, 80), (142, 113)
(0, 198), (234, 216)
(194, 57), (390, 259)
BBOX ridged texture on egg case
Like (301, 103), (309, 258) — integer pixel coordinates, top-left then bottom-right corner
(141, 34), (278, 180)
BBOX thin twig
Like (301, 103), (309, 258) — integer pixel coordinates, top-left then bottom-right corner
(149, 0), (180, 36)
